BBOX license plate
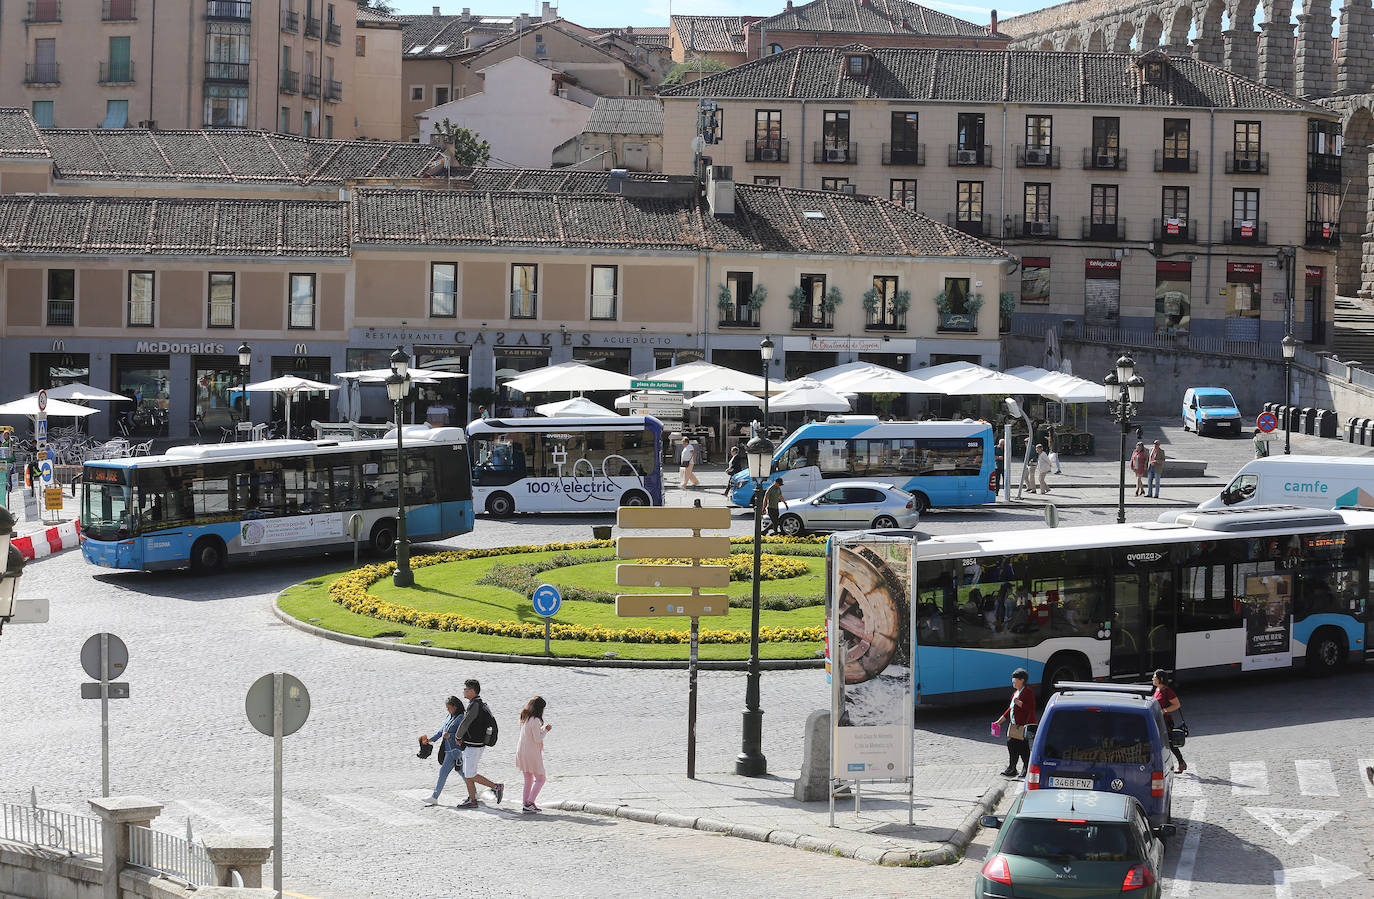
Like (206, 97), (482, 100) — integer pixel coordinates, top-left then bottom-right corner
(1050, 777), (1094, 789)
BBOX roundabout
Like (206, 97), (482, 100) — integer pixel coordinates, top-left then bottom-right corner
(276, 536), (829, 662)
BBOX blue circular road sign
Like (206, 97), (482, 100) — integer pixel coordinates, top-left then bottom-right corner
(532, 584), (562, 618)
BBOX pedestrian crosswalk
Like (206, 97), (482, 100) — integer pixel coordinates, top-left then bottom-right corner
(1206, 759), (1371, 799)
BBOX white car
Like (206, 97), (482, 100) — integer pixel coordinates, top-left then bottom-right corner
(774, 481), (919, 535)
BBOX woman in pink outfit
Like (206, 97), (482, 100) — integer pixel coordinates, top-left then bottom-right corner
(516, 696), (552, 813)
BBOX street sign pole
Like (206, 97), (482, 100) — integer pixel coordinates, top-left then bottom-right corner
(81, 632), (129, 798)
(245, 671), (310, 899)
(100, 634), (110, 796)
(273, 673), (284, 899)
(688, 615), (699, 779)
(531, 584), (562, 656)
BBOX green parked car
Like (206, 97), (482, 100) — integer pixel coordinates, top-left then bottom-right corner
(974, 789), (1175, 898)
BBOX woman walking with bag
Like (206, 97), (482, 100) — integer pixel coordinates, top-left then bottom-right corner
(1130, 441), (1149, 496)
(1152, 670), (1187, 773)
(994, 668), (1037, 777)
(421, 695), (464, 806)
(516, 696), (552, 813)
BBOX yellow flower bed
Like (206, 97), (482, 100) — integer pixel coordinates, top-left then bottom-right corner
(643, 553), (809, 581)
(327, 538), (826, 645)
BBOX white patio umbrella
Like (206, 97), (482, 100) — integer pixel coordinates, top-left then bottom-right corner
(243, 375), (338, 438)
(0, 396), (101, 418)
(1005, 366), (1107, 403)
(26, 382), (131, 403)
(334, 368), (466, 385)
(923, 366), (1045, 396)
(503, 361), (635, 394)
(684, 389), (765, 409)
(637, 360), (768, 393)
(912, 360), (982, 381)
(535, 397), (619, 417)
(769, 383), (852, 413)
(820, 364), (941, 395)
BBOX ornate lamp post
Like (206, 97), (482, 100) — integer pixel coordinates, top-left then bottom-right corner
(736, 432), (774, 777)
(386, 346), (414, 588)
(1103, 354), (1145, 524)
(1281, 334), (1299, 454)
(760, 336), (775, 431)
(236, 342), (252, 423)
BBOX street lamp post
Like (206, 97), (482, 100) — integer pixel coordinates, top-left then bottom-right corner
(760, 337), (774, 433)
(1103, 355), (1145, 524)
(236, 342), (252, 425)
(386, 346), (414, 588)
(1282, 334), (1299, 454)
(736, 433), (774, 777)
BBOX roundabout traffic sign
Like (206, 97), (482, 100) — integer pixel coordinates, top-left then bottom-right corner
(1257, 411), (1278, 432)
(532, 584), (562, 617)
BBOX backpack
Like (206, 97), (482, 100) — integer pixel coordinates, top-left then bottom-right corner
(480, 702), (499, 747)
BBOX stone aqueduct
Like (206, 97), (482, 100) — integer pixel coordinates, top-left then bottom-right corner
(999, 0), (1374, 299)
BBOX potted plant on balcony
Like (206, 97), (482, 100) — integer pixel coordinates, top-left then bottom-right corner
(747, 285), (766, 314)
(935, 290), (981, 332)
(822, 286), (843, 315)
(999, 291), (1015, 332)
(788, 286), (808, 318)
(863, 287), (909, 328)
(717, 283), (734, 319)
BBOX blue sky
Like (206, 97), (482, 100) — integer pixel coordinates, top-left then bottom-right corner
(384, 0), (1038, 30)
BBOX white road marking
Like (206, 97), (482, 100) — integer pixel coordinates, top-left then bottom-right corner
(324, 793), (429, 827)
(1168, 798), (1207, 898)
(168, 798), (264, 833)
(247, 797), (349, 832)
(1358, 759), (1374, 799)
(1274, 854), (1362, 899)
(1172, 775), (1203, 797)
(1295, 760), (1338, 797)
(1243, 807), (1340, 846)
(1230, 761), (1269, 796)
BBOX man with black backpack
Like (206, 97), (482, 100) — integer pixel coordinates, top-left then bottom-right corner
(453, 679), (504, 809)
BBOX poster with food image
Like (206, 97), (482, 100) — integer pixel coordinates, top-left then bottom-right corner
(828, 536), (914, 781)
(240, 514), (345, 547)
(1242, 572), (1292, 670)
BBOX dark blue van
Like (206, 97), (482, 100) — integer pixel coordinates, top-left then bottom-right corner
(1024, 683), (1180, 826)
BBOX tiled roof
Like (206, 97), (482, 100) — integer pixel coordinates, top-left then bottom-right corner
(40, 129), (445, 184)
(762, 0), (1002, 39)
(584, 98), (664, 135)
(0, 196), (348, 256)
(597, 26), (671, 49)
(671, 15), (750, 54)
(356, 4), (402, 26)
(0, 108), (50, 158)
(660, 47), (1322, 110)
(352, 184), (1008, 258)
(452, 20), (647, 77)
(462, 168), (675, 192)
(400, 13), (517, 56)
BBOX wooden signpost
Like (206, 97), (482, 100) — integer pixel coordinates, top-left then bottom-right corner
(615, 505), (732, 779)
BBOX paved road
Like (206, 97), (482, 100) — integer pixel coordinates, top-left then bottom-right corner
(3, 418), (1371, 897)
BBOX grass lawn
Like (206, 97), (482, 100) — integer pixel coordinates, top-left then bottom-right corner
(277, 547), (826, 662)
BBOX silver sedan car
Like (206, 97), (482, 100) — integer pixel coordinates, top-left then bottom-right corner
(774, 481), (920, 535)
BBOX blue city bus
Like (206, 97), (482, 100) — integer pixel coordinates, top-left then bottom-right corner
(81, 426), (473, 573)
(729, 417), (996, 512)
(852, 506), (1373, 707)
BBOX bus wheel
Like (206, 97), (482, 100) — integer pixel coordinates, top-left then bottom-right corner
(1305, 628), (1346, 677)
(1040, 652), (1088, 704)
(910, 492), (930, 513)
(189, 537), (225, 575)
(369, 519), (396, 555)
(486, 492), (515, 517)
(621, 490), (650, 507)
(779, 514), (805, 536)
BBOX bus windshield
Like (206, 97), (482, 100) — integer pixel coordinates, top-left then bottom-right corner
(83, 477), (132, 541)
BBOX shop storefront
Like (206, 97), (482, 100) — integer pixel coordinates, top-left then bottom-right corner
(415, 345), (470, 426)
(1084, 258), (1121, 325)
(30, 352), (91, 392)
(1155, 261), (1192, 334)
(1224, 261), (1263, 342)
(494, 347), (551, 416)
(270, 355), (334, 433)
(193, 355), (246, 434)
(112, 354), (171, 437)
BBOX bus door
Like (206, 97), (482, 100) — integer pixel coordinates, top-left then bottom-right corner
(1110, 570), (1177, 677)
(1110, 574), (1145, 677)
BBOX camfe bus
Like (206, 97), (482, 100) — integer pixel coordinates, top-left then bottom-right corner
(467, 415), (663, 515)
(830, 506), (1372, 706)
(729, 417), (996, 512)
(81, 427), (473, 572)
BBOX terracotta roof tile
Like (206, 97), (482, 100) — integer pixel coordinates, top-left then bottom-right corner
(0, 108), (50, 158)
(762, 0), (1002, 39)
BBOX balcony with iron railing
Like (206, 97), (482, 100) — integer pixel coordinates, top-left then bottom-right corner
(1083, 147), (1127, 170)
(279, 69), (299, 93)
(326, 21), (341, 44)
(25, 0), (59, 23)
(881, 143), (925, 166)
(303, 75), (321, 97)
(206, 0), (251, 20)
(46, 299), (74, 327)
(1081, 217), (1127, 240)
(792, 307), (833, 330)
(1154, 149), (1199, 172)
(745, 139), (788, 163)
(1225, 150), (1269, 174)
(204, 60), (248, 82)
(813, 141), (857, 164)
(281, 8), (299, 31)
(1015, 144), (1060, 168)
(865, 311), (906, 332)
(719, 306), (759, 328)
(1308, 152), (1341, 184)
(948, 143), (991, 166)
(937, 310), (978, 333)
(1153, 218), (1194, 242)
(509, 292), (538, 319)
(99, 61), (134, 83)
(946, 212), (991, 237)
(1306, 221), (1339, 247)
(1222, 219), (1268, 244)
(1007, 214), (1059, 239)
(324, 78), (342, 102)
(102, 0), (135, 20)
(24, 62), (60, 85)
(305, 15), (321, 36)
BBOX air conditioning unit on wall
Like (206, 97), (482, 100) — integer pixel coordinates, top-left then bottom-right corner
(1024, 147), (1048, 165)
(825, 148), (848, 163)
(758, 147), (779, 162)
(956, 149), (978, 165)
(1095, 153), (1115, 168)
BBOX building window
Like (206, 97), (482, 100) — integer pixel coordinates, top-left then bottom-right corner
(410, 85), (424, 102)
(1231, 188), (1260, 241)
(753, 109), (781, 158)
(794, 273), (829, 328)
(47, 269), (74, 327)
(127, 271), (154, 327)
(1234, 121), (1261, 158)
(324, 114), (333, 138)
(821, 177), (848, 192)
(821, 109), (850, 161)
(208, 272), (235, 327)
(956, 112), (984, 163)
(723, 271), (755, 325)
(31, 38), (57, 84)
(279, 106), (290, 133)
(867, 275), (904, 329)
(939, 277), (975, 331)
(956, 180), (983, 233)
(1161, 186), (1189, 238)
(1162, 118), (1191, 170)
(1025, 115), (1051, 149)
(204, 85), (248, 127)
(766, 43), (783, 54)
(511, 264), (537, 319)
(1090, 184), (1118, 238)
(890, 179), (916, 210)
(844, 54), (869, 77)
(102, 100), (128, 129)
(591, 265), (618, 320)
(105, 35), (132, 82)
(1308, 184), (1339, 243)
(31, 100), (53, 128)
(1021, 257), (1050, 305)
(430, 262), (457, 317)
(435, 86), (449, 105)
(206, 23), (250, 80)
(356, 35), (366, 56)
(754, 176), (780, 186)
(888, 111), (920, 165)
(288, 273), (316, 328)
(1155, 262), (1191, 333)
(303, 109), (313, 136)
(1091, 116), (1119, 165)
(1023, 183), (1050, 223)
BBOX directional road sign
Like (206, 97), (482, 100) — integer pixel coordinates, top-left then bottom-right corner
(532, 584), (562, 618)
(615, 535), (730, 560)
(82, 682), (130, 700)
(630, 379), (684, 391)
(615, 595), (729, 617)
(1257, 411), (1278, 432)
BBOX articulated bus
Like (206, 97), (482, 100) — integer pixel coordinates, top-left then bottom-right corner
(830, 506), (1372, 706)
(466, 415), (663, 515)
(730, 417), (996, 511)
(81, 427), (473, 572)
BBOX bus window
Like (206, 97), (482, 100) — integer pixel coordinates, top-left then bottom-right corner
(817, 439), (850, 477)
(777, 439), (817, 472)
(404, 455), (436, 504)
(1178, 565), (1235, 631)
(331, 463), (356, 510)
(914, 438), (984, 476)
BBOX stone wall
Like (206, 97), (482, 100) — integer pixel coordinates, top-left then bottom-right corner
(0, 842), (191, 899)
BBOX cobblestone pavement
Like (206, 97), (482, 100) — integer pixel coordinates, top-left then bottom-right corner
(2, 417), (1371, 897)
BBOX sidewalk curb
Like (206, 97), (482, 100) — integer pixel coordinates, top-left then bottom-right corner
(271, 593), (825, 670)
(547, 774), (1010, 866)
(12, 519), (81, 562)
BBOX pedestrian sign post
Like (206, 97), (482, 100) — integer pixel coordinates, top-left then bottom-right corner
(245, 672), (310, 899)
(532, 584), (562, 655)
(80, 632), (130, 797)
(629, 379), (684, 391)
(616, 504), (731, 779)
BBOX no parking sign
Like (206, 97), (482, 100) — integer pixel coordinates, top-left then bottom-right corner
(1257, 411), (1278, 433)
